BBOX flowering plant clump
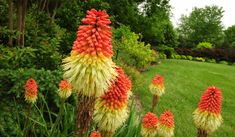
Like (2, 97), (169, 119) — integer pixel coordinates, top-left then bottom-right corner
(90, 131), (101, 137)
(193, 86), (223, 134)
(141, 112), (158, 137)
(63, 9), (117, 97)
(25, 78), (38, 104)
(94, 67), (131, 134)
(58, 80), (72, 99)
(158, 111), (175, 137)
(149, 75), (165, 96)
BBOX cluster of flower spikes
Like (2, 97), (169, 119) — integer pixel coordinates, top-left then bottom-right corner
(90, 130), (101, 137)
(25, 78), (38, 104)
(193, 86), (223, 133)
(149, 75), (165, 96)
(63, 9), (117, 97)
(58, 80), (72, 99)
(94, 66), (131, 133)
(141, 112), (158, 137)
(158, 111), (175, 137)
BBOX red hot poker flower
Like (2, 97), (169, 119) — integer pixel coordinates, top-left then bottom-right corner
(198, 86), (222, 114)
(58, 80), (72, 99)
(72, 9), (113, 58)
(142, 112), (158, 129)
(25, 78), (38, 103)
(152, 75), (164, 86)
(159, 111), (174, 128)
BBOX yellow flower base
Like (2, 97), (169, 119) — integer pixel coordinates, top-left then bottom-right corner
(25, 95), (37, 104)
(63, 52), (117, 97)
(149, 84), (165, 96)
(193, 108), (223, 133)
(157, 124), (174, 137)
(94, 100), (128, 132)
(141, 126), (158, 137)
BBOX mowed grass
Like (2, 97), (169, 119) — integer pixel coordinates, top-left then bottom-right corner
(138, 59), (235, 137)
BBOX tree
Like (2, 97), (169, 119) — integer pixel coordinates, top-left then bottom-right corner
(177, 6), (224, 48)
(224, 25), (235, 48)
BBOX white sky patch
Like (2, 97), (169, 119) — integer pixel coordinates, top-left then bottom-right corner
(170, 0), (235, 28)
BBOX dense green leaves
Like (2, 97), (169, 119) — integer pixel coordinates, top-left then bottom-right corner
(178, 6), (224, 47)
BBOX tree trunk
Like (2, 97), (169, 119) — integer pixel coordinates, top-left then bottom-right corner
(16, 0), (23, 46)
(16, 0), (27, 47)
(8, 0), (13, 47)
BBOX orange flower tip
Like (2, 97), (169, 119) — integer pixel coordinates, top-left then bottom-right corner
(58, 80), (72, 99)
(99, 66), (131, 109)
(159, 110), (174, 127)
(142, 112), (158, 129)
(90, 131), (101, 137)
(25, 78), (38, 104)
(152, 75), (164, 85)
(198, 86), (222, 114)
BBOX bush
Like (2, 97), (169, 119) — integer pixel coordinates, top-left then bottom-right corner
(181, 55), (187, 60)
(156, 45), (175, 58)
(113, 26), (155, 69)
(186, 55), (193, 60)
(218, 61), (229, 65)
(159, 53), (167, 59)
(206, 59), (216, 63)
(194, 57), (205, 62)
(196, 42), (212, 49)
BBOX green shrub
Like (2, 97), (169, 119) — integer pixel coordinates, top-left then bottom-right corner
(218, 60), (229, 65)
(196, 42), (213, 49)
(113, 26), (155, 69)
(186, 55), (193, 60)
(175, 55), (181, 59)
(194, 57), (205, 62)
(206, 58), (216, 63)
(159, 53), (167, 59)
(156, 45), (175, 58)
(181, 55), (187, 60)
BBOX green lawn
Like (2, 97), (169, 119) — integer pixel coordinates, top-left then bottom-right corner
(138, 59), (235, 137)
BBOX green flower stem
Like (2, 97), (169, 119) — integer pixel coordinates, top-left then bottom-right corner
(51, 98), (66, 136)
(23, 103), (32, 137)
(150, 95), (159, 112)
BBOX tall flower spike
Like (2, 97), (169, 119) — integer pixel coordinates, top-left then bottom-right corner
(149, 75), (165, 96)
(141, 112), (158, 137)
(63, 9), (117, 97)
(158, 111), (175, 137)
(90, 131), (101, 137)
(25, 78), (38, 104)
(58, 80), (72, 99)
(193, 86), (223, 134)
(94, 67), (131, 135)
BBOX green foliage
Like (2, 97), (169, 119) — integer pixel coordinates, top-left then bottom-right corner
(224, 25), (235, 48)
(0, 46), (61, 70)
(218, 60), (229, 65)
(178, 5), (224, 47)
(196, 42), (213, 49)
(186, 55), (193, 60)
(113, 26), (155, 69)
(180, 55), (187, 60)
(156, 45), (175, 58)
(206, 58), (216, 63)
(194, 57), (205, 62)
(158, 53), (167, 59)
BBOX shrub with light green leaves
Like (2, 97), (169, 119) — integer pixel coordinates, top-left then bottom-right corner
(196, 42), (213, 49)
(206, 59), (216, 63)
(181, 55), (187, 60)
(218, 61), (229, 65)
(186, 55), (193, 60)
(194, 57), (205, 62)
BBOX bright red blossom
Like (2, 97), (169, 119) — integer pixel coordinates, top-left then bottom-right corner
(198, 86), (222, 114)
(59, 80), (72, 91)
(25, 78), (38, 98)
(100, 67), (131, 109)
(72, 9), (113, 57)
(90, 131), (101, 137)
(152, 75), (164, 86)
(159, 111), (174, 127)
(142, 112), (158, 129)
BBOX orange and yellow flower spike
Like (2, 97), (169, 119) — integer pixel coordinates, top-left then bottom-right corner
(141, 112), (158, 137)
(157, 111), (175, 137)
(58, 80), (72, 99)
(63, 9), (117, 97)
(149, 75), (165, 96)
(25, 78), (38, 104)
(94, 67), (131, 135)
(193, 86), (223, 134)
